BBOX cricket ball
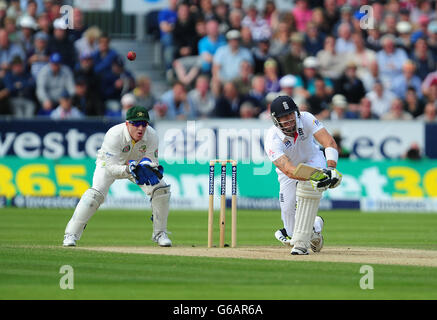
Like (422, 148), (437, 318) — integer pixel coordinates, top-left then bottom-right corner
(127, 51), (136, 61)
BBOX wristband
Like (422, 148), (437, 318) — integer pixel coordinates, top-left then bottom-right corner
(325, 147), (338, 163)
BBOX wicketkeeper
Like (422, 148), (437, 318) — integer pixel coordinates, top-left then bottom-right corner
(63, 106), (172, 247)
(264, 96), (342, 255)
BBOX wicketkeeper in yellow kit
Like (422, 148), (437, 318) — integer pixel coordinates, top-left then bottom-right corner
(63, 106), (172, 247)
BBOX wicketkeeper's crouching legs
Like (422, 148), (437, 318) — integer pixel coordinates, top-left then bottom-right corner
(290, 181), (323, 255)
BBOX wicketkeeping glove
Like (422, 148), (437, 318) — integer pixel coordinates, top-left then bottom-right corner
(128, 160), (140, 184)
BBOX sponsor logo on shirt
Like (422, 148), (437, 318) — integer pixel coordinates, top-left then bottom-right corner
(313, 119), (321, 127)
(268, 149), (275, 157)
(122, 145), (130, 153)
(154, 149), (158, 158)
(284, 140), (292, 148)
(139, 145), (147, 153)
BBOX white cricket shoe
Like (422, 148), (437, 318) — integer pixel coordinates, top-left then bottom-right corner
(63, 233), (78, 247)
(274, 228), (293, 247)
(291, 246), (309, 255)
(310, 216), (324, 253)
(153, 231), (172, 247)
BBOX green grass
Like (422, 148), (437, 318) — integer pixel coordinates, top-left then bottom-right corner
(1, 208), (437, 299)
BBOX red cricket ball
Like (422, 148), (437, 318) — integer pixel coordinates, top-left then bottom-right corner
(127, 51), (136, 61)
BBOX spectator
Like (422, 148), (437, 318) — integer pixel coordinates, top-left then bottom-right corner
(403, 142), (422, 160)
(392, 60), (423, 99)
(160, 81), (195, 120)
(381, 98), (413, 120)
(18, 15), (37, 56)
(0, 28), (26, 77)
(50, 90), (84, 120)
(173, 2), (197, 60)
(47, 18), (76, 69)
(421, 71), (437, 97)
(4, 16), (19, 43)
(329, 94), (357, 120)
(416, 102), (437, 122)
(198, 19), (226, 75)
(158, 0), (178, 70)
(295, 56), (333, 99)
(410, 37), (436, 81)
(240, 26), (255, 49)
(377, 34), (408, 91)
(74, 52), (100, 95)
(74, 26), (102, 58)
(268, 20), (291, 58)
(239, 100), (258, 119)
(278, 74), (297, 98)
(36, 53), (75, 116)
(278, 32), (305, 76)
(7, 0), (21, 19)
(133, 76), (156, 112)
(334, 61), (366, 108)
(92, 33), (119, 75)
(69, 8), (87, 43)
(0, 2), (6, 29)
(3, 56), (36, 118)
(304, 21), (325, 56)
(381, 12), (397, 36)
(333, 5), (353, 36)
(252, 37), (274, 74)
(366, 80), (396, 118)
(72, 77), (103, 116)
(307, 76), (331, 120)
(349, 33), (377, 81)
(424, 80), (437, 105)
(361, 60), (380, 92)
(214, 1), (230, 34)
(323, 0), (340, 33)
(36, 12), (51, 35)
(259, 91), (280, 120)
(317, 35), (347, 80)
(228, 8), (243, 31)
(241, 5), (271, 42)
(404, 86), (425, 118)
(105, 92), (136, 119)
(248, 75), (267, 111)
(427, 21), (437, 60)
(312, 7), (330, 35)
(396, 21), (413, 54)
(264, 58), (280, 93)
(365, 25), (382, 52)
(212, 29), (253, 83)
(358, 97), (379, 120)
(411, 1), (436, 26)
(292, 0), (312, 32)
(27, 31), (49, 78)
(263, 0), (279, 29)
(335, 22), (354, 54)
(233, 59), (254, 96)
(198, 0), (215, 21)
(172, 55), (202, 87)
(187, 74), (215, 118)
(214, 81), (244, 118)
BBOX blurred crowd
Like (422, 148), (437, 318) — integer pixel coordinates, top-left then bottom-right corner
(0, 0), (437, 123)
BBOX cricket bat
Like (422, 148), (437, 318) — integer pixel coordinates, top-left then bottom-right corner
(293, 163), (327, 181)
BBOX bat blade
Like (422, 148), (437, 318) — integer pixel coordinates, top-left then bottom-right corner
(293, 163), (325, 180)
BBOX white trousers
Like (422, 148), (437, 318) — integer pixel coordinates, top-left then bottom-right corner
(278, 157), (326, 237)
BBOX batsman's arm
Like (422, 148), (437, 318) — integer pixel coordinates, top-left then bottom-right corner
(313, 128), (338, 169)
(273, 155), (307, 181)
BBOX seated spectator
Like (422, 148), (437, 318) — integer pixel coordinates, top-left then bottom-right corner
(214, 81), (244, 118)
(317, 35), (347, 80)
(295, 56), (333, 99)
(392, 60), (422, 99)
(365, 25), (382, 52)
(187, 75), (215, 118)
(332, 5), (353, 36)
(3, 56), (36, 118)
(18, 15), (37, 56)
(106, 92), (136, 120)
(349, 33), (376, 81)
(358, 97), (379, 120)
(4, 16), (19, 43)
(377, 34), (408, 91)
(334, 61), (366, 110)
(36, 12), (50, 35)
(239, 100), (258, 119)
(173, 2), (197, 60)
(74, 52), (101, 95)
(366, 80), (396, 118)
(241, 5), (271, 42)
(212, 29), (253, 83)
(50, 90), (84, 120)
(335, 22), (355, 54)
(252, 37), (274, 74)
(329, 94), (357, 120)
(396, 21), (413, 54)
(411, 0), (437, 26)
(427, 21), (437, 60)
(74, 26), (102, 58)
(307, 76), (331, 120)
(172, 55), (202, 87)
(160, 81), (195, 120)
(27, 31), (49, 78)
(381, 98), (413, 120)
(69, 7), (87, 43)
(416, 102), (437, 122)
(233, 59), (254, 96)
(36, 53), (75, 116)
(292, 0), (312, 32)
(198, 0), (215, 22)
(133, 76), (156, 111)
(48, 19), (76, 69)
(0, 28), (25, 77)
(304, 22), (325, 56)
(214, 1), (230, 34)
(92, 33), (119, 75)
(240, 26), (255, 49)
(158, 0), (178, 70)
(228, 8), (243, 32)
(198, 19), (226, 75)
(323, 0), (340, 33)
(279, 32), (306, 76)
(278, 74), (297, 98)
(268, 20), (291, 58)
(248, 75), (267, 111)
(361, 60), (380, 92)
(264, 58), (280, 93)
(312, 7), (331, 35)
(259, 91), (281, 120)
(410, 37), (436, 81)
(72, 77), (104, 116)
(404, 86), (425, 118)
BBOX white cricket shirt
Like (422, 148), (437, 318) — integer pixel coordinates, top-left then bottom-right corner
(264, 111), (326, 178)
(96, 123), (159, 179)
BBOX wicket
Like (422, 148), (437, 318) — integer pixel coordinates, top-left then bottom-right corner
(208, 160), (237, 248)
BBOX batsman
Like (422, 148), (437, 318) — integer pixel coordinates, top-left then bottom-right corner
(63, 106), (172, 247)
(264, 96), (342, 255)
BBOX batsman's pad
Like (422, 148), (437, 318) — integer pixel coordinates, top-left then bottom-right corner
(150, 184), (171, 235)
(65, 188), (104, 238)
(291, 181), (322, 249)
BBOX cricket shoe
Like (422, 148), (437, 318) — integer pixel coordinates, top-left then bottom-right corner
(310, 216), (324, 253)
(153, 231), (172, 247)
(63, 233), (78, 247)
(291, 247), (309, 255)
(274, 228), (293, 247)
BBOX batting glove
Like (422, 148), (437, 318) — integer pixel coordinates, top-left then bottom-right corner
(325, 167), (342, 189)
(310, 176), (331, 192)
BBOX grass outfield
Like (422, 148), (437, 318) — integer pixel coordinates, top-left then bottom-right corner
(0, 208), (436, 299)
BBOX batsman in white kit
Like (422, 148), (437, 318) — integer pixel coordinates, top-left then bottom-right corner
(63, 106), (172, 247)
(264, 96), (342, 255)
